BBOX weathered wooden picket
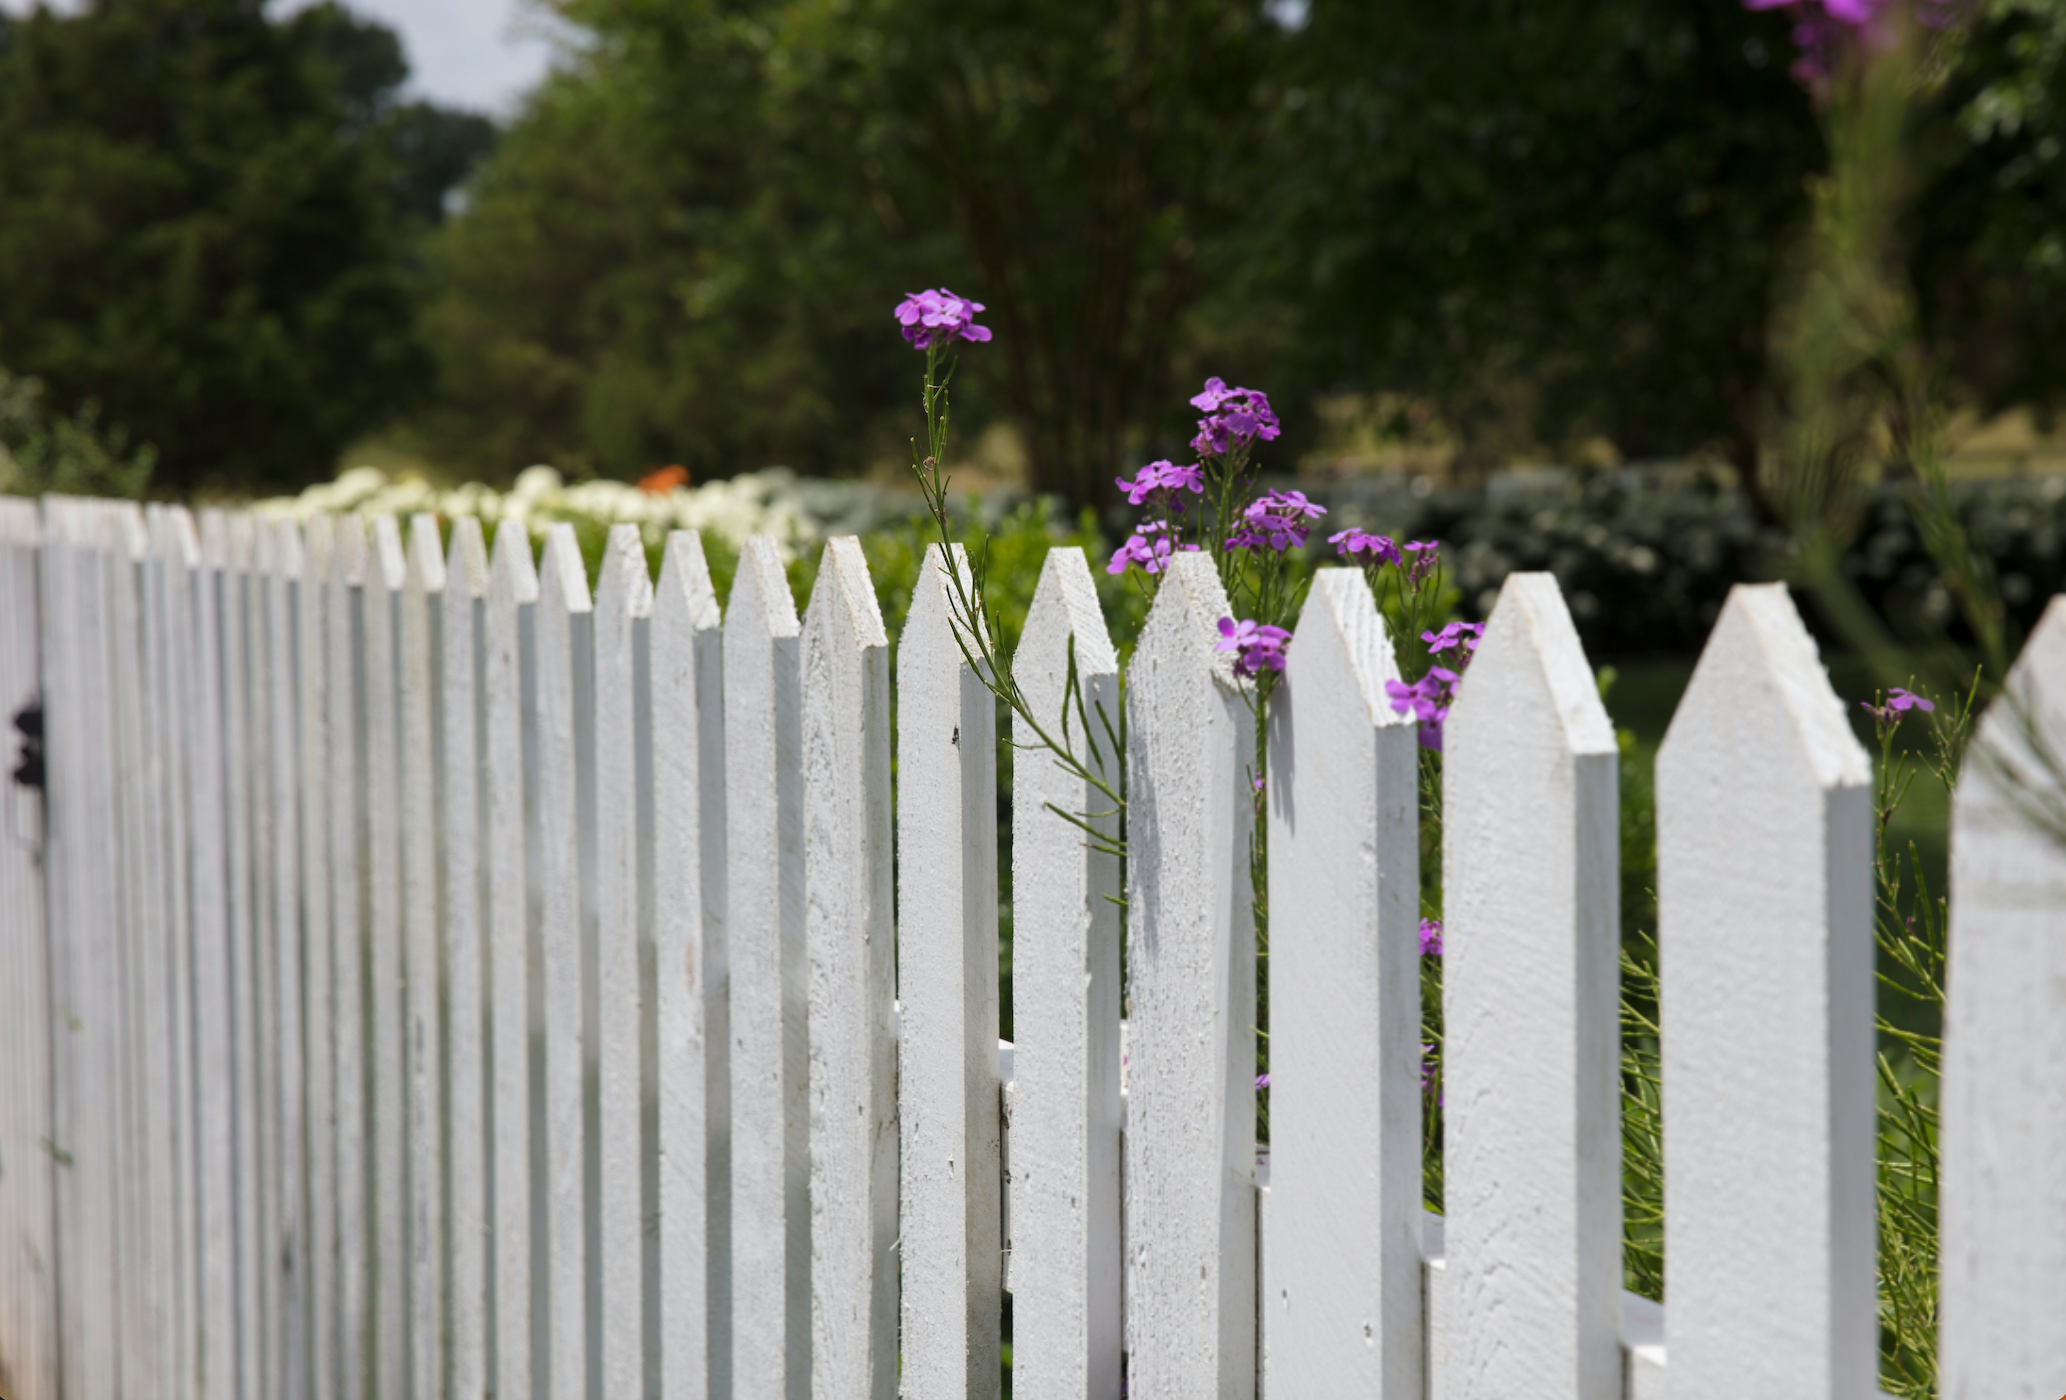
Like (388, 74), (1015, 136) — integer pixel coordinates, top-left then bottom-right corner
(2, 495), (2063, 1400)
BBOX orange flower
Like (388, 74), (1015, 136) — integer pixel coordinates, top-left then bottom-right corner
(638, 465), (690, 494)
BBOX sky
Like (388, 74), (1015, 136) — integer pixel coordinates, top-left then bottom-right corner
(0, 0), (564, 114)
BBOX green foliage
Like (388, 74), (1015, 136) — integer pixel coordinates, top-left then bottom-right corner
(0, 0), (491, 496)
(0, 366), (155, 499)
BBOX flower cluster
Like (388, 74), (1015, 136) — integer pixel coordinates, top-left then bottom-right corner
(1328, 528), (1401, 566)
(1107, 519), (1195, 576)
(1422, 621), (1485, 659)
(1115, 459), (1205, 509)
(1227, 490), (1325, 553)
(1190, 377), (1281, 457)
(1861, 686), (1935, 725)
(1385, 667), (1461, 751)
(1216, 617), (1291, 678)
(893, 288), (992, 350)
(1418, 918), (1444, 957)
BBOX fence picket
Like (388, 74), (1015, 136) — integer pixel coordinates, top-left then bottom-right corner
(1006, 545), (1123, 1400)
(0, 499), (52, 1400)
(1656, 583), (1875, 1398)
(593, 525), (651, 1398)
(1941, 596), (2066, 1395)
(897, 543), (1000, 1400)
(1443, 571), (1620, 1400)
(801, 536), (898, 1400)
(536, 523), (595, 1400)
(485, 521), (540, 1400)
(327, 515), (371, 1400)
(652, 529), (728, 1400)
(265, 516), (309, 1400)
(401, 515), (447, 1400)
(725, 534), (808, 1400)
(443, 517), (492, 1400)
(299, 514), (338, 1400)
(1262, 568), (1421, 1398)
(1123, 551), (1256, 1400)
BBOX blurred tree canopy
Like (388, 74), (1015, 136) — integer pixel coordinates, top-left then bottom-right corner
(6, 0), (2066, 500)
(0, 0), (494, 495)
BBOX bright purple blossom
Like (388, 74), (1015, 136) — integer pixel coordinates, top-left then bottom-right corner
(1107, 520), (1196, 577)
(1217, 616), (1292, 678)
(1115, 459), (1206, 507)
(1423, 622), (1485, 660)
(894, 288), (993, 350)
(1384, 666), (1460, 751)
(1419, 918), (1444, 957)
(1226, 489), (1327, 553)
(1329, 528), (1402, 566)
(1189, 376), (1282, 457)
(1255, 1073), (1270, 1091)
(1862, 687), (1936, 724)
(1744, 0), (1963, 84)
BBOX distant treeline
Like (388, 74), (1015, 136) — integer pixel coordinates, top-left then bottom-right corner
(3, 0), (2064, 502)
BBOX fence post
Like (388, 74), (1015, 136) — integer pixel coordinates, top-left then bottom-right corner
(1941, 597), (2066, 1394)
(594, 524), (652, 1398)
(484, 521), (539, 1400)
(0, 497), (52, 1400)
(400, 515), (447, 1400)
(1656, 582), (1875, 1398)
(724, 534), (808, 1400)
(1262, 568), (1421, 1398)
(264, 516), (309, 1400)
(651, 529), (728, 1399)
(327, 514), (371, 1400)
(1123, 550), (1256, 1400)
(896, 543), (1001, 1400)
(536, 522), (594, 1400)
(442, 516), (491, 1400)
(1443, 571), (1620, 1400)
(801, 536), (898, 1400)
(1006, 545), (1123, 1400)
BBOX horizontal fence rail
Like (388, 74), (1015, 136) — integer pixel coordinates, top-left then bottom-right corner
(0, 497), (2061, 1399)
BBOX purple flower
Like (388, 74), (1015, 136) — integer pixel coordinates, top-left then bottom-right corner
(1422, 622), (1485, 660)
(1226, 490), (1327, 553)
(894, 288), (993, 350)
(1329, 528), (1402, 566)
(1861, 686), (1937, 725)
(1107, 520), (1197, 577)
(1418, 918), (1444, 957)
(1216, 616), (1292, 678)
(1384, 666), (1460, 750)
(1189, 376), (1282, 457)
(1115, 459), (1206, 507)
(1255, 1073), (1270, 1091)
(1421, 1042), (1440, 1101)
(1744, 0), (1961, 85)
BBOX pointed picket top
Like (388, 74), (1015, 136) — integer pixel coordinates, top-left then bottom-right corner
(446, 516), (488, 602)
(371, 513), (407, 595)
(802, 534), (898, 1400)
(1656, 582), (1874, 1400)
(489, 519), (539, 605)
(540, 521), (592, 616)
(1124, 549), (1258, 1400)
(1941, 596), (2066, 1396)
(1263, 568), (1421, 1400)
(405, 513), (447, 597)
(1443, 569), (1621, 1400)
(332, 510), (367, 588)
(651, 526), (728, 1398)
(1008, 545), (1125, 1399)
(111, 500), (147, 563)
(898, 542), (1002, 1400)
(731, 533), (799, 638)
(655, 528), (721, 633)
(592, 523), (649, 1400)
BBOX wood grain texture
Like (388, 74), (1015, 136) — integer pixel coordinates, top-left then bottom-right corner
(1656, 583), (1874, 1400)
(1122, 551), (1256, 1400)
(1262, 569), (1421, 1399)
(652, 530), (728, 1399)
(801, 536), (898, 1400)
(1006, 547), (1122, 1400)
(1941, 596), (2066, 1400)
(724, 535), (809, 1400)
(1443, 571), (1620, 1400)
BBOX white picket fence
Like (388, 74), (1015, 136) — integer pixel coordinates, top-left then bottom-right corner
(1, 494), (2064, 1400)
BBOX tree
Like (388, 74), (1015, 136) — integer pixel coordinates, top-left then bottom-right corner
(0, 0), (490, 495)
